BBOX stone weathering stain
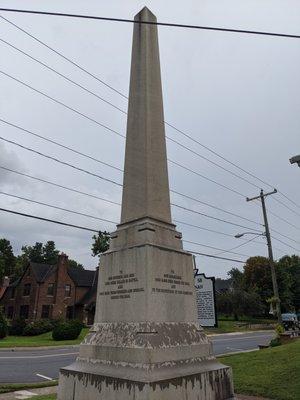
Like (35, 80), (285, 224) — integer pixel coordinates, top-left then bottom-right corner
(58, 7), (235, 399)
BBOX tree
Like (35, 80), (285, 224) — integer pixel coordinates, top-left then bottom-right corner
(42, 241), (59, 264)
(92, 231), (110, 258)
(68, 259), (84, 270)
(228, 268), (244, 290)
(277, 255), (300, 312)
(0, 238), (16, 279)
(21, 241), (59, 264)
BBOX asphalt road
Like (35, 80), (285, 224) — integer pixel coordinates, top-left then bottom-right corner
(0, 331), (274, 383)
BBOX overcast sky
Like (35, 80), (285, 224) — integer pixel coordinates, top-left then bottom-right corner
(0, 0), (299, 278)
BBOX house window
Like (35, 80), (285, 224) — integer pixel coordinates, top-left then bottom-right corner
(47, 283), (55, 296)
(7, 306), (14, 319)
(65, 284), (71, 298)
(10, 287), (15, 299)
(23, 283), (31, 296)
(19, 305), (29, 319)
(41, 305), (51, 319)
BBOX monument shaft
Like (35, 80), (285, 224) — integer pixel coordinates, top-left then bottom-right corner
(58, 7), (235, 400)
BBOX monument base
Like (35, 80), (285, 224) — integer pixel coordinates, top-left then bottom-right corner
(58, 322), (234, 400)
(58, 360), (234, 400)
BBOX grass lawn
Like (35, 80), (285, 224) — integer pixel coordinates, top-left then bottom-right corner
(219, 340), (300, 400)
(0, 328), (89, 348)
(29, 396), (56, 400)
(204, 317), (276, 334)
(0, 381), (57, 394)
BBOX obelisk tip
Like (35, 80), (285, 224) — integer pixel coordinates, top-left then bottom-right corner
(135, 7), (157, 22)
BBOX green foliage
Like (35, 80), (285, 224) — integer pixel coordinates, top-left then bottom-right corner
(52, 320), (83, 341)
(68, 259), (84, 269)
(8, 318), (26, 336)
(0, 238), (16, 280)
(91, 231), (110, 258)
(21, 241), (59, 265)
(216, 289), (264, 320)
(23, 319), (54, 336)
(275, 323), (285, 335)
(270, 337), (282, 347)
(0, 308), (8, 339)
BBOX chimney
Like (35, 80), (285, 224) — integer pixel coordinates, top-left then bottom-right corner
(0, 276), (10, 299)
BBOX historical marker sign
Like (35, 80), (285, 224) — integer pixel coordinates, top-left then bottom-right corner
(194, 272), (217, 327)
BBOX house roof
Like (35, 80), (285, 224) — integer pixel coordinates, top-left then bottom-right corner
(215, 278), (232, 292)
(76, 269), (98, 306)
(17, 262), (96, 287)
(67, 267), (95, 287)
(31, 262), (56, 283)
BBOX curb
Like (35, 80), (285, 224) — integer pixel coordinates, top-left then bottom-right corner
(207, 330), (274, 337)
(0, 345), (79, 352)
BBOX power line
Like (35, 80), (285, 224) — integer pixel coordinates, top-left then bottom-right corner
(1, 119), (262, 227)
(0, 165), (121, 206)
(2, 15), (298, 213)
(0, 36), (270, 193)
(171, 189), (261, 227)
(0, 119), (123, 172)
(0, 70), (125, 139)
(183, 239), (251, 257)
(0, 136), (123, 187)
(172, 203), (262, 232)
(0, 162), (261, 233)
(268, 209), (300, 232)
(0, 15), (128, 99)
(1, 8), (300, 39)
(2, 41), (299, 216)
(0, 204), (248, 263)
(0, 37), (128, 116)
(168, 159), (245, 198)
(0, 191), (118, 225)
(2, 135), (299, 247)
(271, 234), (300, 251)
(0, 207), (99, 233)
(167, 136), (262, 190)
(214, 235), (260, 256)
(272, 197), (300, 218)
(189, 250), (246, 264)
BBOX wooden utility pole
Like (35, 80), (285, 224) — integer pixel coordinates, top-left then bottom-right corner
(247, 189), (282, 323)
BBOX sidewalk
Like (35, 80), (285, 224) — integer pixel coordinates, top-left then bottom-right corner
(0, 386), (271, 400)
(0, 385), (57, 399)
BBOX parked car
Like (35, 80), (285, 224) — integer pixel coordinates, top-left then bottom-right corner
(282, 313), (299, 331)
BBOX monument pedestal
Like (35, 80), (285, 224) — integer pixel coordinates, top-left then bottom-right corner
(58, 219), (234, 399)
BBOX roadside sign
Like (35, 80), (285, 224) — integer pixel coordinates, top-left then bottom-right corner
(194, 268), (217, 328)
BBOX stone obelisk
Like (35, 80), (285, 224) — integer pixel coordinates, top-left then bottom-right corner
(58, 7), (235, 400)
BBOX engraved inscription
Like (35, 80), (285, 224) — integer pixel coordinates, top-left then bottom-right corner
(152, 270), (193, 296)
(99, 272), (144, 300)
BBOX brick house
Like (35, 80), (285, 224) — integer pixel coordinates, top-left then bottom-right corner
(0, 253), (98, 324)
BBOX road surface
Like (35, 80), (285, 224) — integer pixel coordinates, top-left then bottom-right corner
(0, 331), (274, 383)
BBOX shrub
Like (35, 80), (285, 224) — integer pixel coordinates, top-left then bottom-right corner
(52, 320), (83, 341)
(270, 337), (282, 347)
(9, 318), (26, 336)
(275, 324), (284, 336)
(0, 308), (8, 339)
(23, 319), (54, 336)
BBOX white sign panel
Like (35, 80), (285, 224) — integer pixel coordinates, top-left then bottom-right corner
(194, 273), (217, 327)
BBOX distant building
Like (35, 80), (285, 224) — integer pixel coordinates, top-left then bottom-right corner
(215, 278), (233, 294)
(0, 253), (98, 324)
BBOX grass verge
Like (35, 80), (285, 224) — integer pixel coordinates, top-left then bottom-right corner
(219, 339), (300, 400)
(0, 328), (89, 348)
(0, 381), (57, 394)
(28, 396), (56, 400)
(205, 318), (276, 334)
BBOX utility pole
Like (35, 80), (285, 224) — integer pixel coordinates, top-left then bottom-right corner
(246, 189), (282, 323)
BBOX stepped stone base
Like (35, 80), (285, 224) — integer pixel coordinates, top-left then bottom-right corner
(58, 360), (234, 400)
(58, 322), (235, 400)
